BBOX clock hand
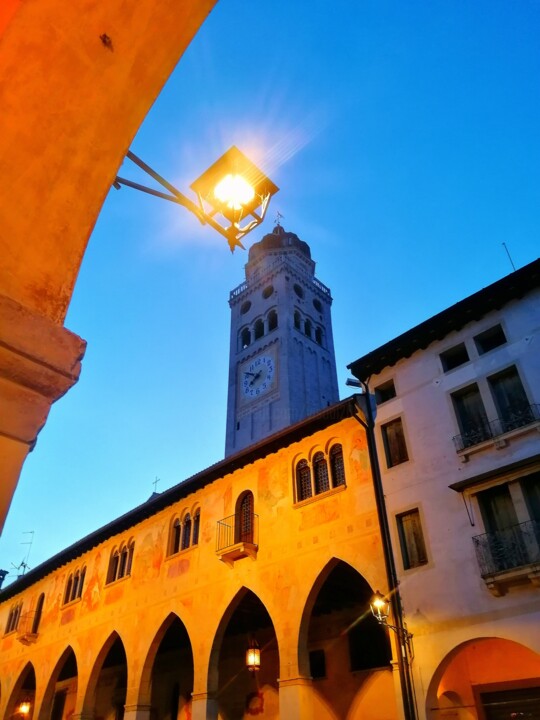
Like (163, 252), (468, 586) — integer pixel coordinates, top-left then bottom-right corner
(249, 371), (262, 386)
(244, 371), (257, 377)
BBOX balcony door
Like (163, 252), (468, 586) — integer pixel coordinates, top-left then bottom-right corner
(478, 485), (523, 572)
(489, 367), (530, 430)
(235, 491), (254, 544)
(452, 384), (489, 445)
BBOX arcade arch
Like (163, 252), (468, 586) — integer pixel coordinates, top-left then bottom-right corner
(82, 632), (127, 719)
(426, 637), (540, 720)
(38, 647), (78, 720)
(6, 662), (36, 720)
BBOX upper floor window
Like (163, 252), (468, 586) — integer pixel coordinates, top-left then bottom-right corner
(241, 328), (251, 349)
(262, 285), (274, 299)
(381, 418), (409, 468)
(254, 319), (264, 340)
(235, 491), (255, 544)
(107, 540), (134, 584)
(294, 311), (301, 330)
(474, 324), (507, 355)
(4, 602), (22, 634)
(375, 380), (396, 405)
(169, 510), (201, 555)
(295, 445), (346, 503)
(181, 514), (192, 551)
(31, 593), (45, 635)
(488, 366), (531, 432)
(451, 384), (490, 448)
(315, 327), (323, 345)
(192, 510), (200, 546)
(396, 509), (428, 569)
(305, 319), (312, 339)
(170, 518), (181, 555)
(64, 566), (86, 604)
(440, 343), (469, 372)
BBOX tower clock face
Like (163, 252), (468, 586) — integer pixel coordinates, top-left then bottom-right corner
(240, 354), (276, 400)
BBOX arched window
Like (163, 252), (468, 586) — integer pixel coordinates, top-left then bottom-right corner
(236, 491), (254, 544)
(315, 327), (323, 345)
(254, 319), (264, 340)
(71, 570), (80, 602)
(305, 319), (312, 338)
(294, 311), (301, 330)
(78, 567), (86, 598)
(126, 541), (135, 576)
(181, 514), (192, 550)
(313, 452), (330, 494)
(107, 549), (120, 584)
(31, 593), (45, 634)
(64, 575), (73, 604)
(119, 544), (128, 578)
(241, 328), (251, 349)
(296, 460), (312, 501)
(330, 444), (346, 487)
(192, 510), (200, 546)
(170, 518), (181, 555)
(6, 603), (22, 633)
(268, 310), (278, 332)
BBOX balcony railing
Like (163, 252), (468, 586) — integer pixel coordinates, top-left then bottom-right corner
(216, 513), (259, 554)
(472, 520), (540, 577)
(453, 403), (540, 452)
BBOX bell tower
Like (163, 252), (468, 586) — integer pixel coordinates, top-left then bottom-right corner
(225, 224), (339, 456)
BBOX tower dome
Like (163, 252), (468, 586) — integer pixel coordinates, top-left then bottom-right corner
(247, 224), (311, 263)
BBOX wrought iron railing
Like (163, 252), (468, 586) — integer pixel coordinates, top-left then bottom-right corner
(452, 403), (539, 451)
(472, 520), (540, 576)
(216, 513), (259, 553)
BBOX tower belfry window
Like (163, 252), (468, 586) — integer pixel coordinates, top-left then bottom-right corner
(268, 310), (278, 332)
(241, 328), (251, 349)
(294, 311), (301, 330)
(305, 319), (312, 338)
(254, 319), (264, 340)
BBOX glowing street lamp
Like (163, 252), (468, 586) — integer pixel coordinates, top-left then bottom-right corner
(114, 146), (278, 253)
(370, 590), (391, 624)
(18, 699), (31, 716)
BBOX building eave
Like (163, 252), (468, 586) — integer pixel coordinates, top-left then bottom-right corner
(448, 453), (540, 493)
(347, 258), (540, 382)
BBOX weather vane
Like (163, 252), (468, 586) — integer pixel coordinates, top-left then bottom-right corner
(275, 211), (284, 227)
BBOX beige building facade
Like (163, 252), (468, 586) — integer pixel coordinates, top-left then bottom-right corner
(349, 258), (540, 720)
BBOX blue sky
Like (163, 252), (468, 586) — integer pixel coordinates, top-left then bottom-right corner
(1, 0), (539, 581)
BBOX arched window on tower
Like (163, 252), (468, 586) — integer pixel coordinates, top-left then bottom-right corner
(254, 319), (264, 340)
(268, 309), (278, 332)
(313, 452), (330, 494)
(296, 460), (312, 501)
(315, 327), (323, 345)
(241, 328), (251, 349)
(235, 491), (254, 544)
(192, 510), (200, 546)
(294, 311), (301, 330)
(330, 444), (346, 487)
(181, 514), (192, 550)
(305, 319), (312, 339)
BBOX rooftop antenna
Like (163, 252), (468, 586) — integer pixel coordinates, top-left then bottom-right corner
(12, 531), (34, 578)
(502, 242), (516, 272)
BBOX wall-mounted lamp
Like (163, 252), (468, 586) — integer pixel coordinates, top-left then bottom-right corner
(246, 637), (261, 672)
(370, 591), (414, 656)
(114, 146), (278, 252)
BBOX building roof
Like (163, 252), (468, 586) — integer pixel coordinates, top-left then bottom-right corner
(347, 258), (540, 381)
(0, 396), (361, 601)
(247, 224), (311, 262)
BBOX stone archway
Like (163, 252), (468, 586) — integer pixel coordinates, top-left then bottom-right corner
(209, 587), (280, 720)
(5, 662), (36, 720)
(82, 632), (128, 719)
(137, 612), (194, 720)
(298, 558), (395, 720)
(38, 646), (78, 720)
(426, 637), (540, 720)
(0, 0), (217, 533)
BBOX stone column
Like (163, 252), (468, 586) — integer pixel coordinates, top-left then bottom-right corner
(191, 692), (219, 720)
(278, 677), (314, 719)
(0, 293), (86, 533)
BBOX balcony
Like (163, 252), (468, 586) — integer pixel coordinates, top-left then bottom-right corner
(16, 611), (39, 645)
(216, 513), (259, 567)
(453, 403), (540, 457)
(472, 520), (540, 596)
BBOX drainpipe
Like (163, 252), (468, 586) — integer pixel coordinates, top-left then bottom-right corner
(350, 382), (418, 720)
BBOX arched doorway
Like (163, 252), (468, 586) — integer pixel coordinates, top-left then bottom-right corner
(212, 589), (279, 719)
(300, 560), (394, 720)
(39, 647), (78, 720)
(426, 637), (540, 719)
(145, 614), (194, 720)
(6, 662), (36, 720)
(85, 633), (128, 720)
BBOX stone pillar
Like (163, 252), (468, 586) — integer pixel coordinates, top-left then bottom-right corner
(191, 692), (219, 720)
(278, 677), (314, 719)
(123, 705), (152, 720)
(0, 293), (86, 533)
